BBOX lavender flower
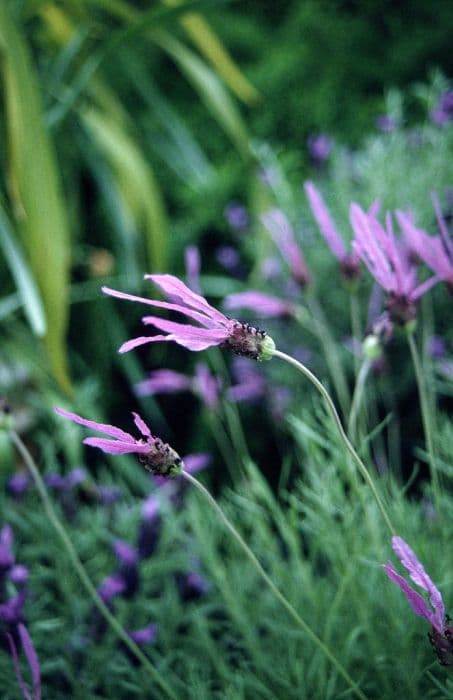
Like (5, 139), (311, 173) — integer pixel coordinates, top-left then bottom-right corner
(0, 590), (26, 625)
(307, 133), (333, 164)
(304, 181), (360, 281)
(383, 536), (452, 666)
(216, 245), (241, 272)
(396, 195), (453, 290)
(376, 115), (398, 133)
(431, 90), (453, 126)
(103, 274), (275, 361)
(261, 209), (310, 287)
(224, 202), (249, 232)
(136, 364), (220, 411)
(224, 291), (296, 319)
(6, 473), (30, 499)
(0, 524), (14, 572)
(8, 566), (29, 587)
(128, 623), (158, 646)
(7, 623), (41, 700)
(113, 540), (139, 598)
(227, 359), (266, 403)
(137, 494), (161, 559)
(184, 245), (202, 294)
(54, 408), (183, 478)
(97, 574), (126, 605)
(350, 204), (439, 323)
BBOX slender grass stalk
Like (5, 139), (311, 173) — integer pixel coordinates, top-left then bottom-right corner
(348, 358), (371, 442)
(182, 470), (368, 700)
(407, 332), (441, 506)
(349, 291), (362, 378)
(9, 430), (177, 700)
(272, 349), (395, 535)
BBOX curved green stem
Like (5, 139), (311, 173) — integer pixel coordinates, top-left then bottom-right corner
(407, 332), (441, 506)
(182, 470), (368, 700)
(348, 359), (371, 442)
(10, 431), (177, 700)
(349, 292), (363, 378)
(272, 349), (395, 535)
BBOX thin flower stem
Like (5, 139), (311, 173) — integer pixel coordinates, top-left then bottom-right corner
(9, 431), (177, 700)
(348, 358), (372, 442)
(182, 470), (368, 700)
(407, 332), (441, 505)
(272, 349), (395, 535)
(349, 291), (362, 378)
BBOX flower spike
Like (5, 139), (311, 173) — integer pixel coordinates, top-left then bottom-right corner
(54, 408), (183, 478)
(103, 274), (275, 361)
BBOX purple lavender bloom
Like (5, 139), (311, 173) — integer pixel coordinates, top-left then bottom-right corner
(216, 245), (241, 271)
(383, 535), (453, 666)
(6, 473), (30, 499)
(184, 245), (202, 295)
(224, 291), (296, 319)
(307, 133), (333, 164)
(224, 202), (249, 232)
(135, 369), (192, 397)
(0, 524), (14, 572)
(113, 539), (139, 598)
(396, 196), (453, 290)
(261, 209), (310, 287)
(176, 571), (210, 602)
(0, 590), (26, 624)
(7, 623), (41, 700)
(431, 90), (453, 126)
(103, 275), (275, 361)
(44, 473), (65, 491)
(97, 574), (125, 605)
(376, 115), (398, 133)
(8, 565), (29, 587)
(95, 485), (122, 505)
(428, 335), (446, 359)
(304, 181), (360, 281)
(350, 204), (439, 323)
(227, 358), (266, 403)
(128, 623), (158, 646)
(193, 363), (220, 410)
(54, 408), (183, 478)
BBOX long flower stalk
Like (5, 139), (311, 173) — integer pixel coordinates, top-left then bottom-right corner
(9, 431), (177, 700)
(272, 349), (395, 535)
(182, 470), (368, 700)
(348, 358), (372, 442)
(407, 332), (441, 506)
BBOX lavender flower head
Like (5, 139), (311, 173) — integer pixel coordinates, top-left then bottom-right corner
(304, 181), (360, 281)
(54, 408), (184, 478)
(431, 90), (453, 126)
(350, 204), (439, 323)
(224, 202), (249, 233)
(307, 133), (333, 164)
(184, 245), (202, 295)
(103, 274), (275, 361)
(135, 364), (220, 411)
(383, 536), (453, 666)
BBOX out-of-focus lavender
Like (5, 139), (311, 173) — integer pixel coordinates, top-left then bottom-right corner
(431, 90), (453, 126)
(307, 133), (333, 165)
(224, 202), (249, 233)
(376, 115), (399, 132)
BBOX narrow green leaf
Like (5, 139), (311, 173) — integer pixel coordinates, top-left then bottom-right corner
(0, 204), (47, 336)
(0, 5), (72, 393)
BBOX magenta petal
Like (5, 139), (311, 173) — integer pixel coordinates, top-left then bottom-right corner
(119, 336), (171, 353)
(145, 274), (226, 323)
(135, 370), (192, 397)
(83, 437), (148, 454)
(383, 562), (439, 630)
(132, 412), (152, 438)
(391, 536), (445, 630)
(304, 181), (347, 261)
(224, 291), (294, 318)
(54, 408), (135, 442)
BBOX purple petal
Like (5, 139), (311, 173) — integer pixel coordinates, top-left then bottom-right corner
(184, 453), (211, 475)
(145, 274), (226, 324)
(54, 408), (135, 442)
(113, 539), (138, 566)
(142, 494), (160, 521)
(128, 623), (158, 645)
(261, 209), (309, 284)
(383, 562), (440, 631)
(224, 291), (294, 318)
(83, 437), (148, 455)
(185, 245), (202, 294)
(132, 412), (152, 439)
(119, 335), (171, 353)
(135, 370), (192, 397)
(392, 536), (445, 631)
(304, 181), (347, 261)
(18, 624), (41, 700)
(6, 632), (32, 700)
(98, 574), (125, 603)
(9, 565), (29, 586)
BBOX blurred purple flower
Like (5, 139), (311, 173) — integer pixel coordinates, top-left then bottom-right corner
(7, 623), (41, 700)
(135, 369), (192, 397)
(6, 473), (30, 499)
(261, 209), (310, 286)
(193, 363), (220, 410)
(54, 408), (183, 478)
(176, 571), (210, 602)
(376, 115), (398, 132)
(224, 202), (249, 232)
(350, 204), (439, 323)
(216, 245), (241, 271)
(307, 133), (333, 164)
(8, 566), (29, 587)
(396, 195), (453, 290)
(224, 290), (295, 319)
(103, 275), (275, 361)
(97, 574), (126, 605)
(428, 335), (446, 359)
(95, 485), (122, 505)
(383, 535), (452, 666)
(185, 245), (202, 294)
(304, 181), (360, 280)
(260, 256), (282, 281)
(128, 623), (158, 646)
(228, 359), (266, 403)
(138, 495), (161, 559)
(0, 590), (26, 624)
(113, 539), (139, 598)
(431, 90), (453, 126)
(0, 524), (14, 572)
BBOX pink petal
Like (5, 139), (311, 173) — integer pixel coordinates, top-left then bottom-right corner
(224, 291), (294, 318)
(83, 437), (148, 454)
(141, 315), (229, 342)
(132, 412), (152, 438)
(145, 274), (226, 323)
(6, 633), (32, 700)
(54, 408), (135, 442)
(119, 336), (171, 353)
(383, 562), (440, 631)
(304, 181), (347, 260)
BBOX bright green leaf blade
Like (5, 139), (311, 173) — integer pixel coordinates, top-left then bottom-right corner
(0, 5), (72, 392)
(0, 204), (47, 337)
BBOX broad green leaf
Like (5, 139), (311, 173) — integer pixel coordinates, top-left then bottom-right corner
(0, 204), (47, 336)
(82, 107), (169, 271)
(0, 5), (71, 393)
